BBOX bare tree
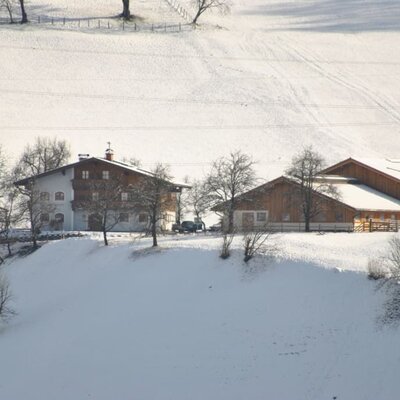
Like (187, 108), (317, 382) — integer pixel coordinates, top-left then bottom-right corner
(121, 0), (131, 20)
(188, 179), (209, 230)
(75, 174), (132, 246)
(243, 224), (275, 263)
(18, 0), (27, 23)
(0, 0), (15, 23)
(0, 148), (23, 256)
(13, 137), (70, 248)
(122, 156), (142, 168)
(205, 151), (256, 233)
(387, 236), (400, 281)
(0, 177), (23, 257)
(285, 146), (338, 232)
(175, 177), (190, 226)
(220, 229), (235, 259)
(16, 136), (71, 177)
(132, 164), (174, 247)
(192, 0), (230, 24)
(0, 270), (15, 321)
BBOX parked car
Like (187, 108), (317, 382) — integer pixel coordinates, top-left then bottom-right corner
(172, 221), (201, 233)
(209, 223), (222, 232)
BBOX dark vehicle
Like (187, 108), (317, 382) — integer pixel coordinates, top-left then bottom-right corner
(172, 221), (201, 233)
(209, 223), (222, 232)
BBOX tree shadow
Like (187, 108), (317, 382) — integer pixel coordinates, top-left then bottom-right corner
(239, 0), (400, 32)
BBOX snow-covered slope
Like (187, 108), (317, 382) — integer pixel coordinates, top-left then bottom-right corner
(1, 0), (400, 180)
(0, 236), (399, 399)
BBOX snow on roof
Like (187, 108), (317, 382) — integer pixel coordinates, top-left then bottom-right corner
(333, 183), (400, 212)
(353, 158), (400, 181)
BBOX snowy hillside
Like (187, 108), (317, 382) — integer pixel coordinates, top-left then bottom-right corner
(1, 236), (400, 400)
(1, 0), (400, 180)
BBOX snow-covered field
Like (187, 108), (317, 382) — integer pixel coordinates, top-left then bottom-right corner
(1, 234), (400, 399)
(1, 0), (400, 180)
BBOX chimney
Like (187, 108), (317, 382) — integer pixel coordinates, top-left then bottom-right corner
(78, 154), (90, 161)
(105, 142), (114, 161)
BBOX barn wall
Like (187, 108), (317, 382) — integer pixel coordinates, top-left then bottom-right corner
(325, 162), (400, 200)
(234, 181), (355, 226)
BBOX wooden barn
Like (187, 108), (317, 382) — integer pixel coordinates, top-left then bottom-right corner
(228, 158), (400, 232)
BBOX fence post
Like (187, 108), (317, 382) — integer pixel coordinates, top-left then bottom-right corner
(179, 22), (181, 31)
(134, 22), (136, 31)
(63, 17), (65, 25)
(122, 21), (125, 31)
(108, 21), (110, 29)
(51, 17), (54, 25)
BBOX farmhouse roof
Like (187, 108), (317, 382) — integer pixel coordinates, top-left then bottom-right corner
(14, 157), (191, 188)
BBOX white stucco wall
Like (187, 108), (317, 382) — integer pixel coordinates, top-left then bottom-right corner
(74, 210), (153, 232)
(233, 210), (269, 230)
(34, 168), (74, 231)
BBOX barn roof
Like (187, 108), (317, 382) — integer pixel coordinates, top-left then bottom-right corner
(333, 183), (400, 212)
(322, 158), (400, 182)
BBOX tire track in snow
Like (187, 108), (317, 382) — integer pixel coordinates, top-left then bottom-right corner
(279, 35), (400, 124)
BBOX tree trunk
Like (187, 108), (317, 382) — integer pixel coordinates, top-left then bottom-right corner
(192, 10), (202, 24)
(228, 208), (234, 233)
(152, 218), (157, 247)
(103, 229), (108, 246)
(19, 0), (28, 24)
(121, 0), (131, 20)
(32, 233), (38, 249)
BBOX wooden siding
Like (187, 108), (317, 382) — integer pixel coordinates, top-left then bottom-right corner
(324, 160), (400, 200)
(72, 160), (176, 212)
(234, 180), (356, 223)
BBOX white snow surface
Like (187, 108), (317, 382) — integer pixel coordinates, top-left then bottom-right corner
(1, 234), (400, 399)
(333, 182), (400, 211)
(1, 0), (400, 181)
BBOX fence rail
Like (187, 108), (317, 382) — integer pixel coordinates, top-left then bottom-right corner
(354, 220), (399, 233)
(0, 15), (194, 33)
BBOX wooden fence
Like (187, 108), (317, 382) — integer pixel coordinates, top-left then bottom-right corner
(354, 220), (399, 233)
(0, 15), (194, 33)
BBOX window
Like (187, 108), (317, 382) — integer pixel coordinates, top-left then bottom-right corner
(121, 192), (128, 201)
(55, 191), (64, 201)
(82, 170), (89, 179)
(282, 213), (290, 222)
(139, 214), (148, 223)
(335, 212), (343, 222)
(102, 171), (109, 180)
(92, 192), (99, 201)
(40, 213), (49, 223)
(119, 213), (129, 223)
(40, 192), (50, 201)
(55, 213), (64, 222)
(256, 212), (267, 222)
